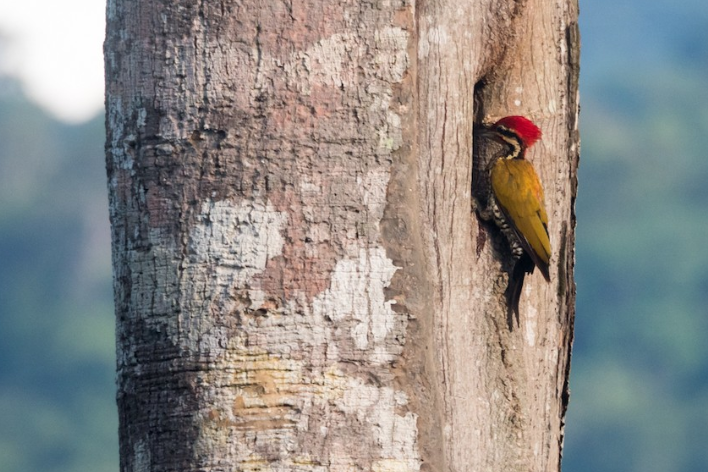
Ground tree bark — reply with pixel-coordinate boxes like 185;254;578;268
105;0;578;470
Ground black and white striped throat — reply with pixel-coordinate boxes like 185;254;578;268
495;126;523;159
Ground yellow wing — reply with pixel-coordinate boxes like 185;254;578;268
491;158;551;280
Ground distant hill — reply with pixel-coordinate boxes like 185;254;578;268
0;76;116;472
565;1;708;471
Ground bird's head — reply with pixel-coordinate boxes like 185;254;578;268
475;115;542;160
491;115;542;149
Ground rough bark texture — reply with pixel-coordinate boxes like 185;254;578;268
105;0;578;470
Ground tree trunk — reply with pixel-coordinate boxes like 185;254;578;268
105;0;578;470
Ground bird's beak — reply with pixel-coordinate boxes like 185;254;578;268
474;125;497;141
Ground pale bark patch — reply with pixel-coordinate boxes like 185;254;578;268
524;304;538;347
190;199;288;284
122;198;288;354
312;247;400;364
132;440;150;472
186;198;287;347
360;169;392;239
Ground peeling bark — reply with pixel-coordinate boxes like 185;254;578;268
105;0;578;470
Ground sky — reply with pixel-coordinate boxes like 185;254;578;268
0;0;105;123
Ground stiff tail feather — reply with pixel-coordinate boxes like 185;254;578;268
505;253;536;327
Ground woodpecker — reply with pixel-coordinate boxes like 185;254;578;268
474;115;551;317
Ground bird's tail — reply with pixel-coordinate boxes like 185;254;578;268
505;254;535;327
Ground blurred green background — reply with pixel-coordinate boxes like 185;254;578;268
1;0;708;470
